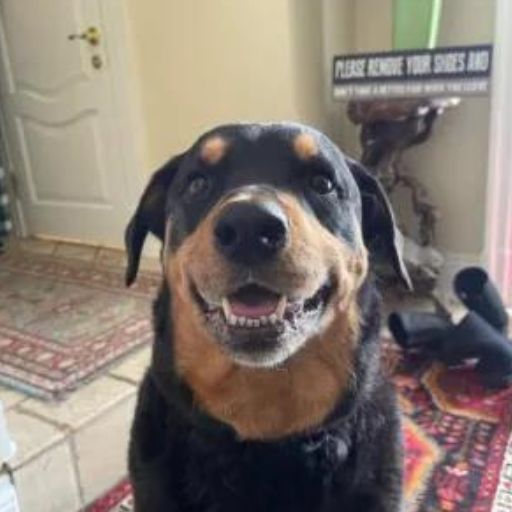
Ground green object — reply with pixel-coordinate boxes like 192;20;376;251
393;0;443;50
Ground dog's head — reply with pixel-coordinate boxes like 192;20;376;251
126;123;409;370
126;123;410;438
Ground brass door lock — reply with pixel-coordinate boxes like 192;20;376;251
91;55;103;70
68;26;100;46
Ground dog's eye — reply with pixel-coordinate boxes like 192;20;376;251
184;174;211;199
309;174;335;195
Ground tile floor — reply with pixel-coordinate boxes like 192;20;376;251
6;236;161;273
0;237;157;512
1;349;150;511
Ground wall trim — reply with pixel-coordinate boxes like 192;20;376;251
484;0;512;304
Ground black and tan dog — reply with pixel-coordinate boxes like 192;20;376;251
125;122;410;512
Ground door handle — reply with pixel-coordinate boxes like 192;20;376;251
68;26;100;46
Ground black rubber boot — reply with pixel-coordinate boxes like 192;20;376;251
454;267;509;334
388;312;452;352
440;311;512;388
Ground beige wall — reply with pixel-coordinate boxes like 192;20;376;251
353;0;393;52
321;0;395;156
323;0;495;258
127;0;495;259
126;0;326;171
403;0;495;256
322;0;358;154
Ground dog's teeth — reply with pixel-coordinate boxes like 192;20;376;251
275;296;287;319
222;298;231;321
225;315;273;328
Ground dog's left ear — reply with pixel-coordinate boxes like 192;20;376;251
347;158;412;290
125;154;184;286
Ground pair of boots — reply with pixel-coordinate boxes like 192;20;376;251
388;267;512;388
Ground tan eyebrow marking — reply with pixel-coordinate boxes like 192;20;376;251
293;133;319;160
200;135;229;165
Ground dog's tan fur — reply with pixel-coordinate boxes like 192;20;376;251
200;135;229;165
166;192;368;440
293;133;319;161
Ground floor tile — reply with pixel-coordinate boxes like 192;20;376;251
96;247;126;268
20;377;136;431
54;242;97;262
109;346;151;384
138;256;161;273
17;238;56;255
0;386;26;410
6;409;65;469
15;440;81;512
74;393;136;504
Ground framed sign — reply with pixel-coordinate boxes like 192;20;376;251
332;44;493;100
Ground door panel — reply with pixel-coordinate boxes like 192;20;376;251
16;114;108;204
2;0;85;94
0;0;134;245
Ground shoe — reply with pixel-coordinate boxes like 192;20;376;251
441;311;512;388
388;311;452;352
454;267;509;334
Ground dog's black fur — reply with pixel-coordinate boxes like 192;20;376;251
125;123;409;512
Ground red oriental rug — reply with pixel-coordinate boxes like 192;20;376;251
394;352;512;511
86;480;133;512
0;251;159;400
87;348;512;512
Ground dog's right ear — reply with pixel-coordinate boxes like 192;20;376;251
125;154;184;286
347;158;412;290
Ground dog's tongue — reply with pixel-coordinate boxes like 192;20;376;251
229;299;279;318
228;285;280;319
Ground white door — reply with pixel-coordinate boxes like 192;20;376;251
0;0;140;246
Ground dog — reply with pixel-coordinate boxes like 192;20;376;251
125;122;411;512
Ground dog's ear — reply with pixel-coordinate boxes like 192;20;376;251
125;154;184;286
347;158;412;290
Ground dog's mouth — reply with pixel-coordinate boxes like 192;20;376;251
222;282;332;327
191;278;335;367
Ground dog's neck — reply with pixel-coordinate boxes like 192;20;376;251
167;287;363;441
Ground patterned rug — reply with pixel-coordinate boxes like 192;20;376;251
0;250;159;400
86;480;133;512
87;348;512;512
395;353;512;511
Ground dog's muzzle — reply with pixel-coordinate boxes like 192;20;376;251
187;188;336;368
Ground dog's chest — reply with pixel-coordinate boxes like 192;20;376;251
178;432;352;512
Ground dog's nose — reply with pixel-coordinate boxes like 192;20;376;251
214;201;288;265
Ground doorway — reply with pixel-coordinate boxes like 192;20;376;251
0;0;144;247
